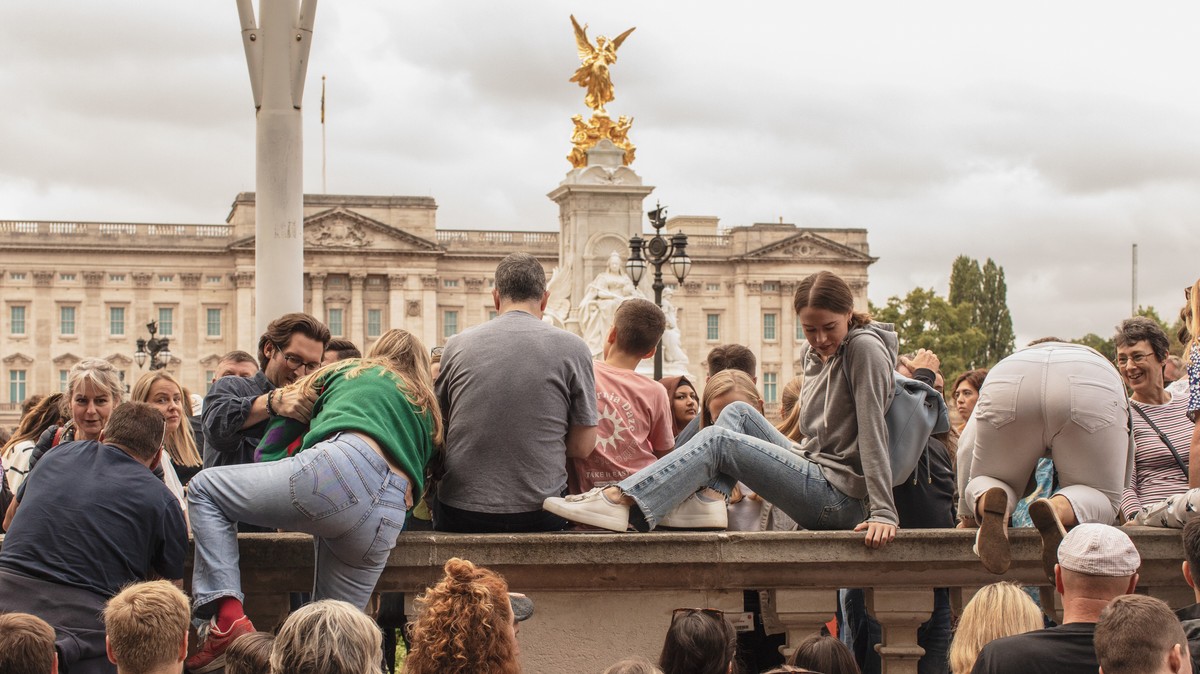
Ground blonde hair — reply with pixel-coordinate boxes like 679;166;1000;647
604;657;665;674
131;370;201;467
269;600;381;674
63;358;126;416
700;370;762;428
776;376;804;442
225;632;274;674
103;580;190;674
292;328;443;446
1186;278;1200;359
405;558;521;674
948;582;1043;674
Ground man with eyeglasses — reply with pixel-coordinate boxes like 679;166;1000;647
201;312;330;470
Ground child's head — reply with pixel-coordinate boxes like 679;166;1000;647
225;632;275;674
612;299;666;357
604;656;665;674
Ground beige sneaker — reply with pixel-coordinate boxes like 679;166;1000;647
543;488;631;532
658;493;728;530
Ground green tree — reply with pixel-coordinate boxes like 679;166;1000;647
1071;333;1117;362
978;259;1015;364
948;255;983;311
873;287;988;377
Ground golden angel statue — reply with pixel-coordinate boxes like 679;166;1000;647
569;15;635;115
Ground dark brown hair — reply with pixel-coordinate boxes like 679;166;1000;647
703;344;757;378
1183;519;1200;586
658;610;737;674
257;313;331;370
226;632;275;674
2;393;64;455
794;271;870;329
952;369;988;398
613;299;667;355
0;612;57;674
104;403;166;462
788;634;861;674
324;339;362;361
1113;316;1170;362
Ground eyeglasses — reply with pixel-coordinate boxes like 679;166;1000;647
1115;352;1155;367
273;344;321;372
671;608;724;624
430;346;444;357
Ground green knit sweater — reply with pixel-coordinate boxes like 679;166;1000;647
257;365;436;496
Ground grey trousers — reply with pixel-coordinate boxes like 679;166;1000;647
958;342;1132;524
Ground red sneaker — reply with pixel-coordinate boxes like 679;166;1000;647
186;615;255;673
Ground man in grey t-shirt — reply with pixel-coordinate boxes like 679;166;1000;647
433;252;598;532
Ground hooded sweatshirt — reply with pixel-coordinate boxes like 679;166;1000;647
797;322;899;526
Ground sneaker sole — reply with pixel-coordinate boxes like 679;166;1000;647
977;488;1011;574
659;509;728;530
1028;498;1066;583
543;499;629;533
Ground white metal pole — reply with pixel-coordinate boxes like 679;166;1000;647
241;0;317;335
1132;242;1138;315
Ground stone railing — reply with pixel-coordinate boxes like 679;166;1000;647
436;229;558;250
0;220;233;238
1;528;1188;673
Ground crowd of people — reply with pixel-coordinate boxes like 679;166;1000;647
0;251;1198;674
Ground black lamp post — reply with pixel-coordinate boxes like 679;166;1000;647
627;202;692;380
134;320;172;371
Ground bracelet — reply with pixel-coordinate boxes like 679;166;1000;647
266;390;278;417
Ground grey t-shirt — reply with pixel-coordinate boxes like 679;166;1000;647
436;310;597;513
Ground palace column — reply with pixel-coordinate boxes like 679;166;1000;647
180;273;202;385
349;272;366;348
782;281;797;377
387;273;407;332
420;274;439;347
235;271;255;352
309;272;326;323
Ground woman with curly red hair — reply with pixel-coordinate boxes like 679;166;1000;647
405;558;523;674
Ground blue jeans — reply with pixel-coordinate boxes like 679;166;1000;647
839;588;952;674
189;432;409;615
618;402;867;530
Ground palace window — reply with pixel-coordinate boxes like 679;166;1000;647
706;283;721;292
159;274;174;283
762;281;779;293
60;306;76;335
109;274;125;282
109;307;126;336
205;370;216;393
10;306;26;335
443;310;459;339
59;273;76;282
763;313;778;341
443;279;459;289
763;372;778;404
367;309;382;338
206;308;222;337
9;272;25;281
706;314;720;342
9;370;26;403
327;308;344;337
59;369;69;393
207;275;222;284
158;307;174;336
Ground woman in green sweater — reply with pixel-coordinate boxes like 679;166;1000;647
185;329;442;671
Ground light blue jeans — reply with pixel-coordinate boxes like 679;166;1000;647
189;432;409;615
618;401;867;531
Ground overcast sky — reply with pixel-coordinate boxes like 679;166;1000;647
3;1;1198;346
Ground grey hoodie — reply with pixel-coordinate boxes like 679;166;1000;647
798;323;899;526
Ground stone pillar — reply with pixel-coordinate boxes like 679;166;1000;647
868;588;933;674
767;589;838;661
387;273;407;332
31;271;55;387
350;272;366;348
309;272;326;323
546;140;654;334
782;281;797;376
180;273;202;386
235;271;256;353
421;275;439;347
732;279;749;347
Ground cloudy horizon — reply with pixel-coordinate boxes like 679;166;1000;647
3;1;1198;347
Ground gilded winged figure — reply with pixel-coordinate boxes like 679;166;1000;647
569;15;635;114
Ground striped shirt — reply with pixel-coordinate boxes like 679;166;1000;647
1121;390;1193;519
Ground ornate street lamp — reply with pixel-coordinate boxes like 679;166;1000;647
627;202;691;379
134;321;172;371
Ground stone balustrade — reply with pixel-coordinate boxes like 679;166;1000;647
1;527;1189;673
0;220;232;239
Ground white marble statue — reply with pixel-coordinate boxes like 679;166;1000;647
660;286;689;365
578;251;640;356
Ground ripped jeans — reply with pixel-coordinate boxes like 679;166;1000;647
189;432;409;615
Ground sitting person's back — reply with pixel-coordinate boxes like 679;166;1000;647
570;298;673;494
433;253;597;532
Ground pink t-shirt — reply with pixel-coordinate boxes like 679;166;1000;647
568;361;675;494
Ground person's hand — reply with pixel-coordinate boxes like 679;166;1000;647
274;387;316;424
854;521;897;549
902;349;940;374
956;517;978;529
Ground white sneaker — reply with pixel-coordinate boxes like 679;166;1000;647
543;488;631;532
658;493;728;530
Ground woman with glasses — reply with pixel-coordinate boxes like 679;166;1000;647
1113;317;1191;521
185;328;441;672
659;608;738;674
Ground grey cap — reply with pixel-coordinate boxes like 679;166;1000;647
1057;523;1140;577
509;593;534;622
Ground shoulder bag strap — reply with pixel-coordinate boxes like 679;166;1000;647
1131;401;1189;479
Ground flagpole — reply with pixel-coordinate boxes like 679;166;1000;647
321;75;327;194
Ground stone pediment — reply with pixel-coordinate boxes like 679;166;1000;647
105;353;134;368
199;353;223;367
228;208;440;254
53;352;83;366
738;231;877;263
2;352;34;366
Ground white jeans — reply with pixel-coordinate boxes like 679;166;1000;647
958;343;1132;524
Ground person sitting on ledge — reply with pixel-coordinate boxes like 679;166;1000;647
970;523;1140;674
545;270;899;548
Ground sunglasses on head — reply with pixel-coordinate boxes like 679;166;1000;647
671;607;724;624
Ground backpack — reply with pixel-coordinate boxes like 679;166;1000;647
841;347;951;487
